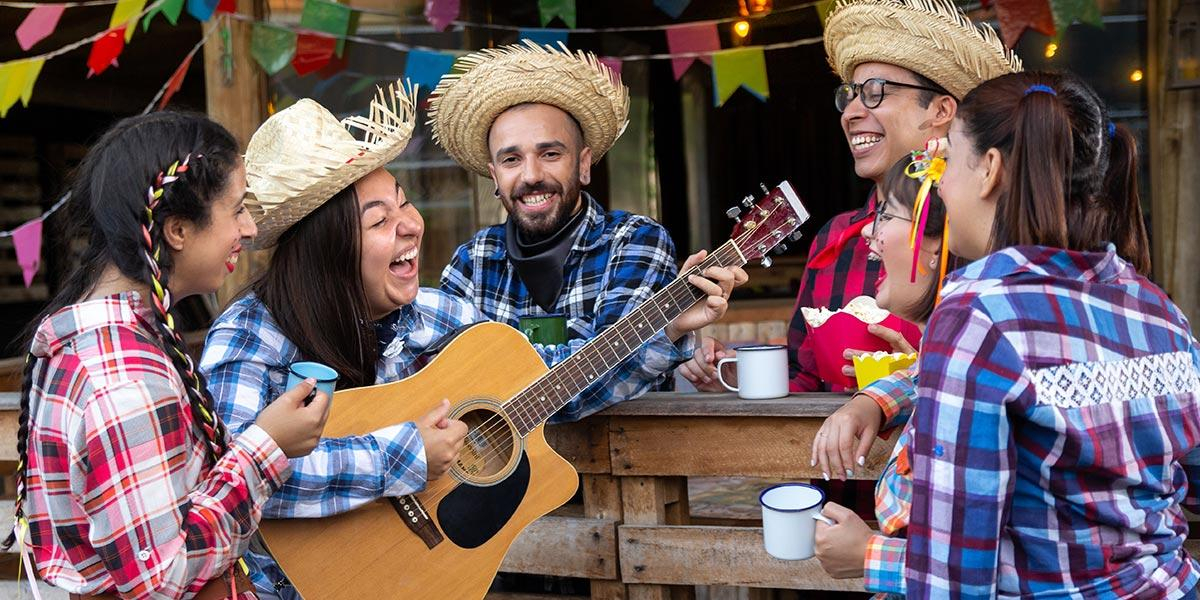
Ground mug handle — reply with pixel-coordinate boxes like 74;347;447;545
716;357;738;392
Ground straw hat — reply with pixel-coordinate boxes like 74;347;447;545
243;80;416;249
824;0;1022;99
427;41;630;177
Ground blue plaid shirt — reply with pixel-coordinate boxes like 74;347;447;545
441;195;693;422
908;245;1200;599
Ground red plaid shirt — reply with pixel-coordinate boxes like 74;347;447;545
23;292;291;599
787;193;881;392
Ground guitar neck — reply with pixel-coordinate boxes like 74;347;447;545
507;240;747;435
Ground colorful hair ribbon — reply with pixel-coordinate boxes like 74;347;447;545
903;137;947;284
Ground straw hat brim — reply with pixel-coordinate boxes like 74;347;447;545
824;0;1022;99
243;81;417;249
428;41;630;177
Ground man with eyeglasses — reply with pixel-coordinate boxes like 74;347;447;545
681;0;1022;396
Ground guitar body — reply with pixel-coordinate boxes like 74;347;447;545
259;322;579;599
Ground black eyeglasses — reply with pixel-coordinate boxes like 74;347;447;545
870;208;913;233
835;78;947;112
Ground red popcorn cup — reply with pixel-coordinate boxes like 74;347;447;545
807;313;921;389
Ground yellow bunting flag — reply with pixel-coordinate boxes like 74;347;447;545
110;0;149;41
711;47;769;107
0;59;45;118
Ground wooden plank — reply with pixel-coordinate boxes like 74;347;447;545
583;475;626;600
619;525;863;591
621;477;692;600
486;594;586;600
611;416;894;479
500;516;617;580
546;418;612;474
600;393;851;418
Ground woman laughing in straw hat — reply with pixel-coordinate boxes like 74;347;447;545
199;80;741;599
9;112;330;600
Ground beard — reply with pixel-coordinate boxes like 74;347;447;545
503;174;583;243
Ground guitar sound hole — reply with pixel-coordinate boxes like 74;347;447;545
453;404;520;486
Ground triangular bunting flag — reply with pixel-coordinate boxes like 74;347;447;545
142;0;185;30
404;49;456;90
654;0;691;18
187;0;219;22
292;32;336;76
0;61;39;117
18;59;44;107
251;23;297;75
216;0;236;13
518;28;568;47
424;0;459;31
993;0;1056;48
666;23;719;81
301;0;351;56
16;4;65;51
12;218;43;288
712;46;768;106
158;53;192;109
538;0;576;28
110;0;148;41
86;27;126;77
1050;0;1103;34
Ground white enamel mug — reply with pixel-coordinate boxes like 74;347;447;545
759;483;833;560
716;344;789;399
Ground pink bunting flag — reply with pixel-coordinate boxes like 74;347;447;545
424;0;460;32
158;52;193;110
12;218;42;288
666;23;719;81
598;57;623;83
16;4;66;52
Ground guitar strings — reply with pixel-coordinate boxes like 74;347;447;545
416;204;800;507
415;201;800;506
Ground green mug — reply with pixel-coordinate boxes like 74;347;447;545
519;313;568;346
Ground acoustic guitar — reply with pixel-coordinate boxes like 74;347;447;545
258;181;810;599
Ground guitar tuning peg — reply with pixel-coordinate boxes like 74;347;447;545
725;206;742;219
788;231;803;242
760;256;773;268
759;183;770;194
742;195;754;207
773;243;788;255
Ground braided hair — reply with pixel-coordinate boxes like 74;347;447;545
6;112;240;549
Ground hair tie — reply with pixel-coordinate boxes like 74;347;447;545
1107;121;1117;139
1024;84;1057;97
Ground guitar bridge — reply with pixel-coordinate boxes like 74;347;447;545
389;494;443;549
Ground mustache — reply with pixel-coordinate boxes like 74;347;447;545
511;181;563;199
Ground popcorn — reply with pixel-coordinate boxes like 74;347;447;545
801;296;890;328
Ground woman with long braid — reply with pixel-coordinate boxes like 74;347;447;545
10;111;330;599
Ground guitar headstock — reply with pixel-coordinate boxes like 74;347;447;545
728;181;811;266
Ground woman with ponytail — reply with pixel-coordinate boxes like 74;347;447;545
14;112;330;599
903;71;1199;598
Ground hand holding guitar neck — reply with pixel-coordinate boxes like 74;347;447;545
418;399;468;481
664;250;750;342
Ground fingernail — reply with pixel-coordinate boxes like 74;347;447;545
810;458;816;467
857;456;865;466
305;377;316;384
822;472;829;481
846;469;854;477
868;324;878;331
843;350;851;359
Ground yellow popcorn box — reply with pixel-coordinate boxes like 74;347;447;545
853;351;918;389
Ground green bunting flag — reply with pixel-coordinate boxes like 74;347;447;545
712;47;769;107
251;23;297;75
538;0;576;28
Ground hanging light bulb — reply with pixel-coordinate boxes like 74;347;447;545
1044;43;1058;58
1130;68;1144;82
734;20;751;38
737;0;773;16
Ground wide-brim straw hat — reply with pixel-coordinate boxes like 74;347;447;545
824;0;1022;99
243;80;416;249
427;41;630;177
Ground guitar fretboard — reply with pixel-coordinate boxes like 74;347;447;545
506;240;746;436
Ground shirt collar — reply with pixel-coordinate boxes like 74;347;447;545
946;243;1128;290
32;291;154;358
